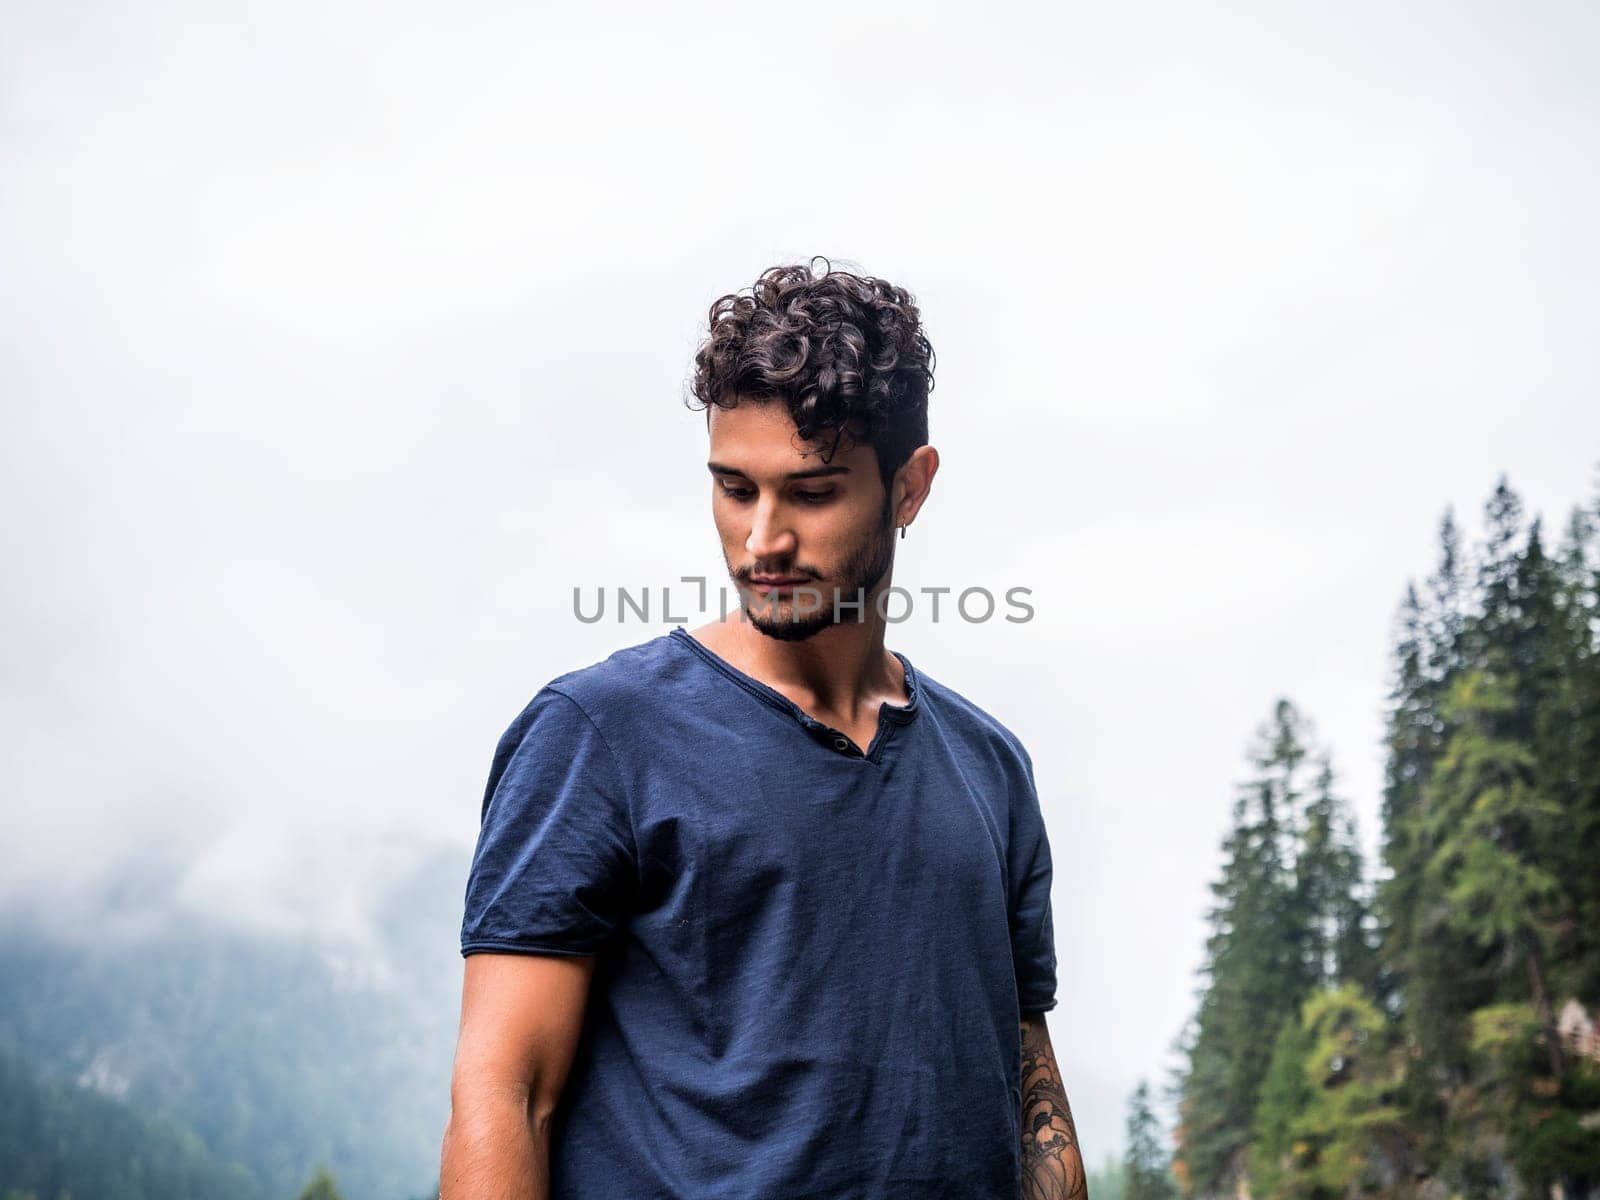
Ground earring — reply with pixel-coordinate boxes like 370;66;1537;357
899;524;907;540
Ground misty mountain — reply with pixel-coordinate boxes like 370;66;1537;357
0;838;470;1200
0;1039;267;1200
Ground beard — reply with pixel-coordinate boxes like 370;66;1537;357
733;496;897;643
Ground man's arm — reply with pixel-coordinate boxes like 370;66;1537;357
1020;1011;1088;1200
440;952;596;1200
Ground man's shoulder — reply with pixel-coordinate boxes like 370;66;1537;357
535;629;690;716
913;660;1034;770
501;629;718;759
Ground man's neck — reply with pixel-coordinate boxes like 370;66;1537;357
688;611;906;714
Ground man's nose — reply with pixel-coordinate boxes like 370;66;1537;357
746;498;798;561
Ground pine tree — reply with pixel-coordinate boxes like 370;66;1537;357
1464;476;1525;674
1173;467;1600;1199
1425;506;1466;683
1293;754;1377;997
1374;581;1432;1023
1175;701;1318;1196
1377;513;1464;1014
1248;1013;1317;1199
1377;502;1500;1183
1423;667;1565;1073
295;1166;344;1200
1291;986;1405;1197
1123;1080;1178;1200
1538;493;1600;1001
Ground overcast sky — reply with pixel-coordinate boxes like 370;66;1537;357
4;0;1599;1163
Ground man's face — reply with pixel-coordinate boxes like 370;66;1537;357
706;399;897;642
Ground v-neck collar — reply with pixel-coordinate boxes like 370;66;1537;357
668;625;920;761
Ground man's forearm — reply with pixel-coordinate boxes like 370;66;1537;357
1019;1014;1088;1200
440;1091;551;1200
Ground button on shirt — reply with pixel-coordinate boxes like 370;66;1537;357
460;626;1059;1199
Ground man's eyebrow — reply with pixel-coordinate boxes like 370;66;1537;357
706;462;853;481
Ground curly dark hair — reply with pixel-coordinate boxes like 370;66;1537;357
686;257;935;491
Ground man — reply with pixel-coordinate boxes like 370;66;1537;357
440;260;1087;1199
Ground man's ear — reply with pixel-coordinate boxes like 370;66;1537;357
895;445;940;527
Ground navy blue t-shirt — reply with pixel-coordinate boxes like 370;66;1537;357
460;626;1058;1199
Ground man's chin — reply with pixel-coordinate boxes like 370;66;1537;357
734;577;878;641
744;609;831;642
740;597;839;642
754;621;825;643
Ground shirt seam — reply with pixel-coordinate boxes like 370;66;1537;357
668;627;922;748
544;684;643;889
667;626;803;721
461;937;602;957
670;629;883;762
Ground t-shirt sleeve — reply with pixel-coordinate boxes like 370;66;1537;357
460;686;638;958
1008;743;1059;1014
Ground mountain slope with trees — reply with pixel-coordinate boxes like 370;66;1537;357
0;844;465;1200
1165;471;1600;1200
0;1038;267;1200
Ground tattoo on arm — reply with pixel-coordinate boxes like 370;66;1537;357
1019;1014;1087;1200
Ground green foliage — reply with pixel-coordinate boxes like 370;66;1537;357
1243;987;1403;1199
1176;468;1600;1199
1088;1153;1128;1200
1289;986;1405;1197
295;1165;344;1200
1176;701;1375;1196
1248;1014;1315;1198
0;1039;266;1200
1175;701;1314;1193
0;843;465;1200
1422;670;1562;954
1461;1002;1600;1193
1466;1002;1542;1069
1296;756;1379;997
1513;1109;1600;1189
1123;1080;1178;1200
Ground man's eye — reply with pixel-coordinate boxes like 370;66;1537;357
718;486;835;504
